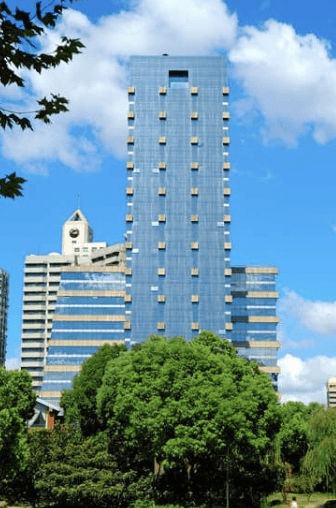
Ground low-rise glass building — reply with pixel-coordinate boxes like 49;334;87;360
230;267;280;390
39;265;126;406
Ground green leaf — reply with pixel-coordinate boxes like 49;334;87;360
0;172;27;198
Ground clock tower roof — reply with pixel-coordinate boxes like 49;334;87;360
62;209;93;255
65;209;89;224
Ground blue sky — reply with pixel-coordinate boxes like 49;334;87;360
2;0;336;403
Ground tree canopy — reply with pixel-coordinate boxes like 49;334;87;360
302;407;336;493
0;368;36;480
277;401;323;472
33;428;147;508
0;1;84;198
61;343;127;437
96;332;282;507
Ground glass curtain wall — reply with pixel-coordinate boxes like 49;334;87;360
126;56;231;343
230;267;280;390
39;266;125;407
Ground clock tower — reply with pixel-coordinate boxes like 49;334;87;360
62;209;93;255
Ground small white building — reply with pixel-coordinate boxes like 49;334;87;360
327;376;336;408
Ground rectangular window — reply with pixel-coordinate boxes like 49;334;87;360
169;70;189;88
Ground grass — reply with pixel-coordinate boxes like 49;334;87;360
3;493;336;508
267;491;336;508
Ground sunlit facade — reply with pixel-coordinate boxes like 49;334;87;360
125;55;232;343
327;376;336;408
20;209;125;391
230;267;280;390
26;57;281;412
39;265;126;406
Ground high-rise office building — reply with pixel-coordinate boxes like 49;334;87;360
0;268;9;366
20;209;125;391
230;267;280;390
125;55;232;343
24;56;280;410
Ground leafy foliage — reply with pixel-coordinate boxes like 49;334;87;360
0;1;84;198
0;368;36;422
277;401;323;472
97;332;282;507
0;368;36;483
293;472;318;500
0;1;84;128
33;427;151;508
61;343;127;436
302;408;336;493
0;172;26;198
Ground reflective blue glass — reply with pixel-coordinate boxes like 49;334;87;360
231;269;279;388
53;321;123;330
40;268;126;406
127;56;230;342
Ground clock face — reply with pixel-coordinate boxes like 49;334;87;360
69;228;80;238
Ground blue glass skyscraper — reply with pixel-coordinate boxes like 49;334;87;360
34;57;280;416
125;56;232;343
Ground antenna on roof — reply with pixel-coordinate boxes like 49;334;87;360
77;193;81;210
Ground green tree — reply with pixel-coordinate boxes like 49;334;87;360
0;1;84;198
0;368;36;483
61;343;127;436
97;332;282;508
33;427;150;508
277;401;323;472
302;407;336;493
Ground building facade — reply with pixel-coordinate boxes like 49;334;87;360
20;209;125;391
23;56;281;407
39;265;126;406
0;268;9;366
230;267;280;390
327;376;336;408
125;55;232;343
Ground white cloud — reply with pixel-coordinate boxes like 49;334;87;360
0;0;237;171
279;353;336;405
229;19;336;145
4;1;336;169
281;290;336;336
